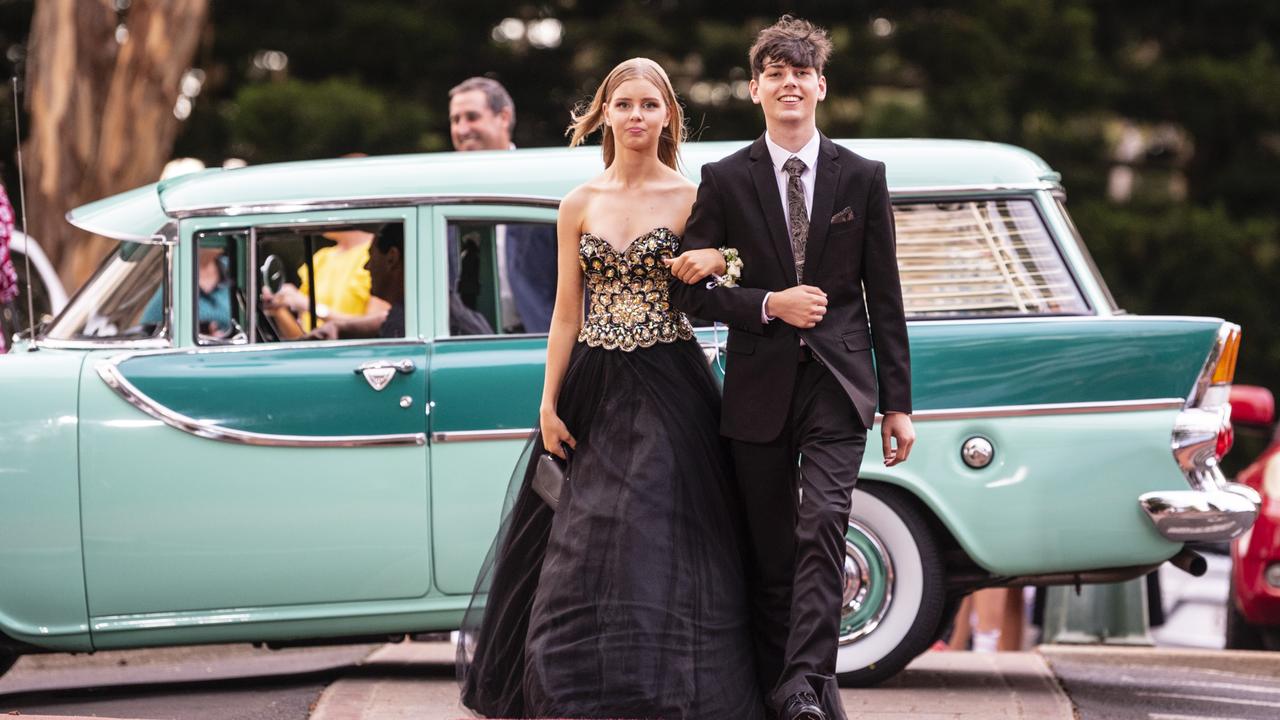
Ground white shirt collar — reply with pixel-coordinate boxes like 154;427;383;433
764;130;821;175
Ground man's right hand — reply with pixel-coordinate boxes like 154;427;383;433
766;285;828;328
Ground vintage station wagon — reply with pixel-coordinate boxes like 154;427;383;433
0;140;1260;685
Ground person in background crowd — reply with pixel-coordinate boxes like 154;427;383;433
449;77;557;334
304;224;404;340
262;225;389;337
0;185;22;353
141;239;233;338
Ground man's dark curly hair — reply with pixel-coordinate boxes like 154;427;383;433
748;15;833;79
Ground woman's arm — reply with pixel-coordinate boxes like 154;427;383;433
538;188;588;458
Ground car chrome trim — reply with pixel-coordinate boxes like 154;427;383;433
1170;407;1225;477
891;398;1184;422
37;338;174;351
899;314;1224;327
247;226;258;342
431;429;537;443
431;399;1186;443
162;185;1065;224
95;345;428;447
889;181;1063;197
165;194;563;219
839;518;895;645
1138;482;1261;542
423;300;1232;342
1187;323;1239;409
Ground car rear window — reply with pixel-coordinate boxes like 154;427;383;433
894;198;1088;318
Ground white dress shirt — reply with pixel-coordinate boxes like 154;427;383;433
761;130;821;323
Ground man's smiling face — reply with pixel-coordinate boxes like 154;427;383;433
750;58;826;128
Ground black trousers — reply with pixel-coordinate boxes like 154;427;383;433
731;357;867;719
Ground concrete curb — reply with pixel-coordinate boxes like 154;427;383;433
309;643;1075;719
852;650;1075;719
1040;643;1280;679
309;641;466;720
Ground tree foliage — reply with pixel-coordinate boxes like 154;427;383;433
0;0;1276;399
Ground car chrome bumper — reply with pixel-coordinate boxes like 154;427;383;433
1139;483;1261;542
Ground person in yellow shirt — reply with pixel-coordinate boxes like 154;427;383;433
262;226;391;337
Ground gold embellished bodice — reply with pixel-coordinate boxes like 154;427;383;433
578;227;695;351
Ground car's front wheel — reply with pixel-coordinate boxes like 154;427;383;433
836;483;945;687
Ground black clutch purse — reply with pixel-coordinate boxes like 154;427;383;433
533;450;568;511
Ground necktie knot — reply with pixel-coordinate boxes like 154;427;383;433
783;156;806;178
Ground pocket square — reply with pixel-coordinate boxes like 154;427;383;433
831;207;855;224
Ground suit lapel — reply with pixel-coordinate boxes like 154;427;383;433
748;135;797;282
802;133;842;285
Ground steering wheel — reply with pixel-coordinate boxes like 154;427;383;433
256;254;290;341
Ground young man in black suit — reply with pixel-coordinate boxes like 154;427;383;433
668;16;915;720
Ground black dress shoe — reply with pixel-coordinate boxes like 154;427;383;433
782;691;826;720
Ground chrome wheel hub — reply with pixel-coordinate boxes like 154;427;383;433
839;518;895;645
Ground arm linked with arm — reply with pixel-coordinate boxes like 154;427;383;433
863;162;912;414
668;165;768;334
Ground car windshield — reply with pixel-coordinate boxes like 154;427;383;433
44;241;168;341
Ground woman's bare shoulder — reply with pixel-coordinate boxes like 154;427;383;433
559;181;599;218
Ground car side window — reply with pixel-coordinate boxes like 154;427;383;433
446;220;557;336
192;231;248;344
45;241;169;341
196;221;406;345
894;199;1089;318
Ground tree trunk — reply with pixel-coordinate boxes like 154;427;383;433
23;0;208;290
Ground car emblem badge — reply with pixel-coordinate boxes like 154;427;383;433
361;367;397;392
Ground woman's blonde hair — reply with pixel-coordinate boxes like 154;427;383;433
567;57;685;171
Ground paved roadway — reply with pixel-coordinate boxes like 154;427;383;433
0;643;377;719
4;641;1280;719
1042;646;1280;720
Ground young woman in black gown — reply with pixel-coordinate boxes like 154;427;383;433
458;58;768;720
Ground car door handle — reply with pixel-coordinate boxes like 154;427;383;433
354;359;416;391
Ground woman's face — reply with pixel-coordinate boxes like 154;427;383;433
197;247;224;268
605;77;669;156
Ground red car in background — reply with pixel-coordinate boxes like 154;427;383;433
1227;384;1280;649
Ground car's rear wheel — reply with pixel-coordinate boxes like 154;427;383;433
836;484;945;687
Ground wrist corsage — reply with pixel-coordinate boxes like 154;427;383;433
705;247;743;289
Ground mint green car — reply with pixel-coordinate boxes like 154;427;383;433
0;140;1258;685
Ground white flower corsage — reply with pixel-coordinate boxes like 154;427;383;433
705;247;743;289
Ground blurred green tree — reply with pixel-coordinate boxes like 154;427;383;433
0;0;1276;400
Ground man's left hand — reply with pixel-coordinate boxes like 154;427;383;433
882;412;915;466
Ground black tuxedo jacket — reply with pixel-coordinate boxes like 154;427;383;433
671;133;912;442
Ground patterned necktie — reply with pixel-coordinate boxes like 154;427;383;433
782;156;808;282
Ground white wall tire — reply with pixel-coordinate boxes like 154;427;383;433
836;483;945;687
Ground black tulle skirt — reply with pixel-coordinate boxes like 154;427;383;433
458;338;768;720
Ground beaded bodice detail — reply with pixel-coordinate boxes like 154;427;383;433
578;227;695;351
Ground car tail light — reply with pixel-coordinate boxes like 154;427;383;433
1212;327;1241;384
1188;325;1240;412
1172;323;1242;490
1216;421;1234;460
